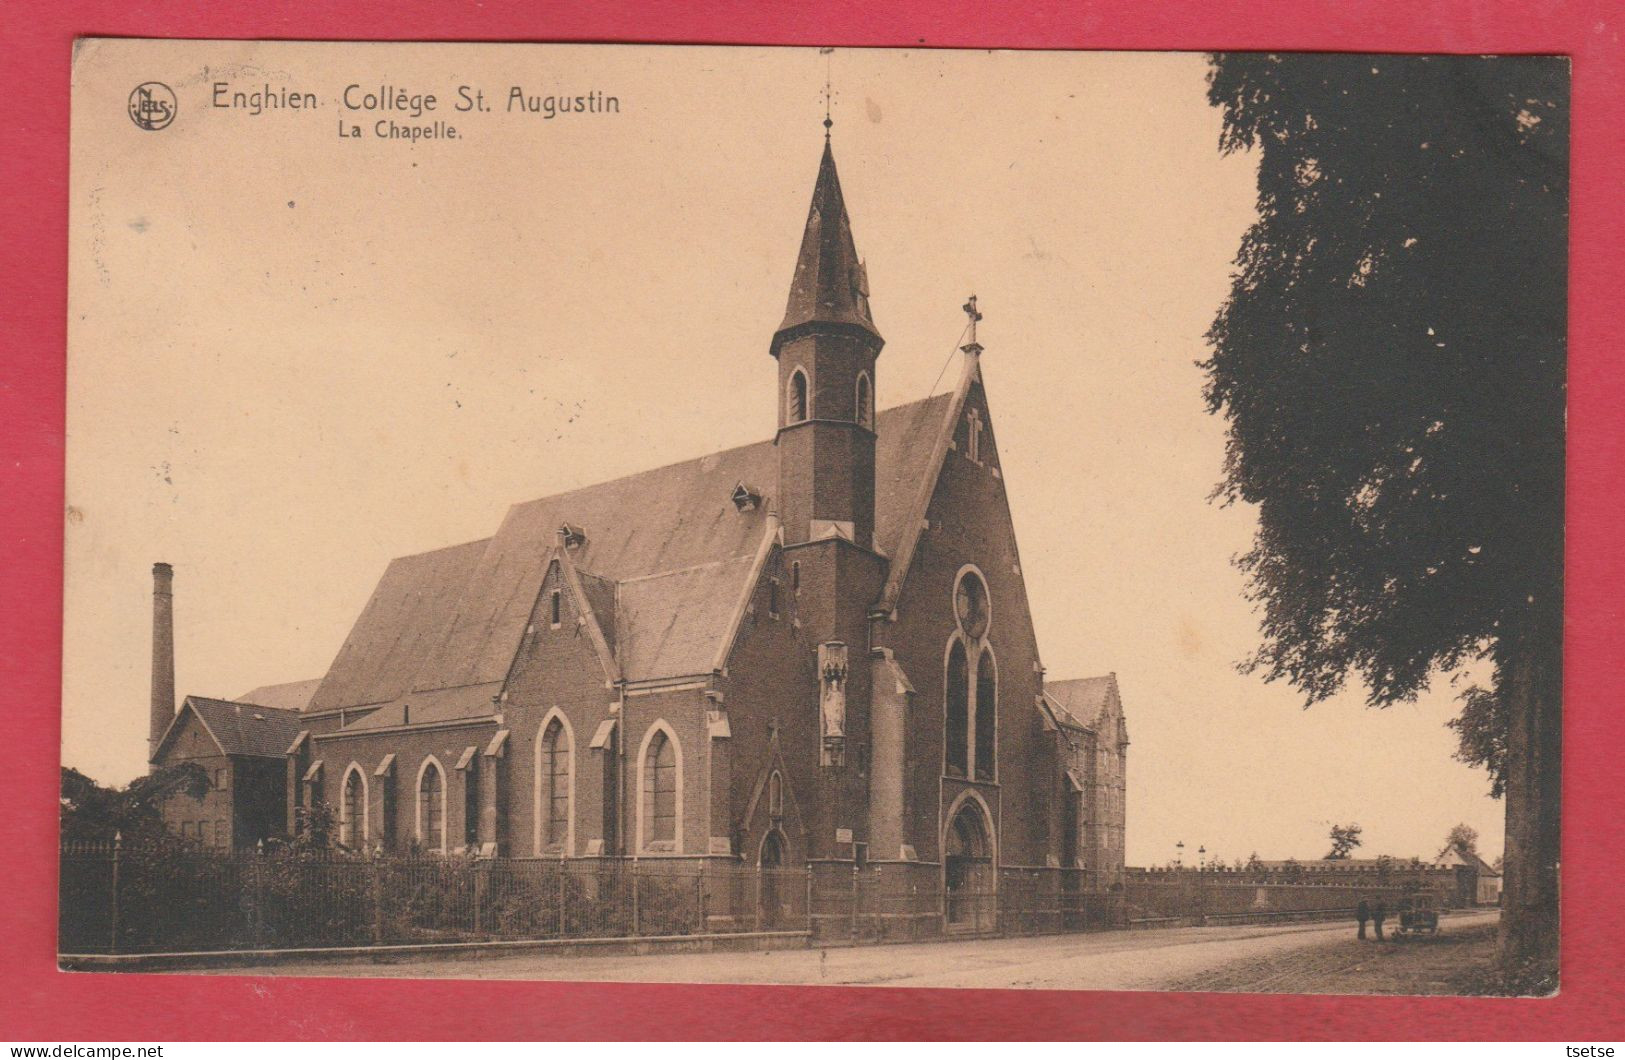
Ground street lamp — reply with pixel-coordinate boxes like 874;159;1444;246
1175;840;1184;869
1198;845;1207;870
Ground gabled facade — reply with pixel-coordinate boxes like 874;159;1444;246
147;133;1129;920
1435;845;1503;905
150;695;303;848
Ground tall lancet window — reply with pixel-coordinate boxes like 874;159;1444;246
643;728;677;850
947;567;993;781
788;368;809;424
341;766;365;848
945;641;969;777
856;372;874;430
540;717;571;853
974;649;997;781
418;760;445;853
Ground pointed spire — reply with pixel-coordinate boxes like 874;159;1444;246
773;141;883;353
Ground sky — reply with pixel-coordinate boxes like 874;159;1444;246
64;42;1506;867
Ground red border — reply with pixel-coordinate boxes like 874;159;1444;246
4;0;1622;1041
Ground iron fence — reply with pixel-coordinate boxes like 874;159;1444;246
64;840;1404;957
58;840;812;955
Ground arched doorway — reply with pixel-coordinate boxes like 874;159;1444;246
944;798;994;932
759;829;787;929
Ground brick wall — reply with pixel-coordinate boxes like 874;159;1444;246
502;559;622;856
154;711;234;848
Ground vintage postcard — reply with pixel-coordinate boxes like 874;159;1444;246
60;40;1566;996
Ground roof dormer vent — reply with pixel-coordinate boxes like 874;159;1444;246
557;523;587;549
731;483;762;512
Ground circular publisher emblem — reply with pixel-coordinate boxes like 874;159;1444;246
128;82;177;131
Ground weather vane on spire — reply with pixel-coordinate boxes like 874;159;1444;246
962;294;984;353
821;47;835;139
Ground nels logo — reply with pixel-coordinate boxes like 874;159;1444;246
128;82;177;131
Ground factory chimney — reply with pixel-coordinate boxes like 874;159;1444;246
149;562;176;765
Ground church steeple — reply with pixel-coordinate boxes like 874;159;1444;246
771;136;884;551
772;141;883;356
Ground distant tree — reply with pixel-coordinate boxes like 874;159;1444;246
1445;823;1480;857
1204;53;1565;979
1325;823;1364;860
1245;852;1263;872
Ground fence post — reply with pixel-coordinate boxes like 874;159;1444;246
696;866;707;935
371;853;384;945
108;832;121;955
557;867;566;936
252;842;267;947
805;869;814;937
631;865;640;937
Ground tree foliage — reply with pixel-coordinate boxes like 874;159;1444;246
1446;684;1510;797
1203;54;1566;710
1445;822;1480;857
60;764;210;842
1325;822;1364;860
1205;54;1566;976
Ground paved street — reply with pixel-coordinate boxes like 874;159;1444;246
220;909;1500;991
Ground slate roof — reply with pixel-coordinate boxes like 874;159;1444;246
306;394;956;719
236;678;321;713
1436;847;1502;876
181;696;305;758
775;141;882;349
1044;675;1120;731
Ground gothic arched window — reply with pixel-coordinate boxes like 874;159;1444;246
945;641;969;777
540;717;571;852
974;649;997;781
418;759;445;853
856;371;874;430
341;765;365;848
643;728;678;850
788;368;809;424
768;770;784;819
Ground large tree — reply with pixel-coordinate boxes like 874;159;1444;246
1204;54;1565;986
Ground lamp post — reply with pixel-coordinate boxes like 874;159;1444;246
1198;845;1207;870
1175;840;1184;869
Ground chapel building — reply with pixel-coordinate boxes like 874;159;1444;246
149;135;1130;913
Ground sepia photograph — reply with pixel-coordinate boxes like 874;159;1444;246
59;40;1566;1000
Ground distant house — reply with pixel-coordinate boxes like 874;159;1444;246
1435;846;1502;905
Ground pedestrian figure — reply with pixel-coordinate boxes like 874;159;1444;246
1372;897;1387;941
1356;897;1370;940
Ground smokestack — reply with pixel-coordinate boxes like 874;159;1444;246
149;562;175;765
